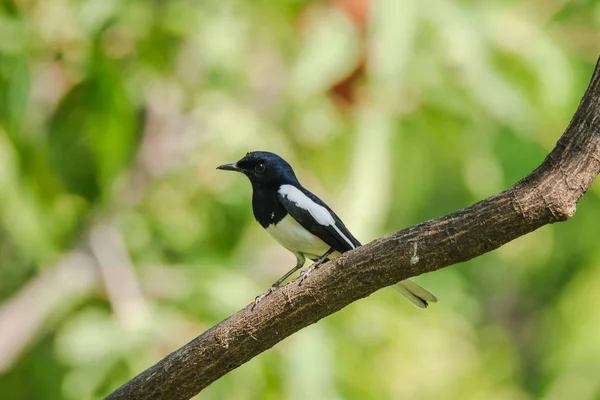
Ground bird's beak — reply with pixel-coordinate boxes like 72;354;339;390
216;162;240;172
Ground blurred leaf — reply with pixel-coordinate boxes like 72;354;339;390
49;40;140;203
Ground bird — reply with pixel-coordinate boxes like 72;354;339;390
217;151;438;308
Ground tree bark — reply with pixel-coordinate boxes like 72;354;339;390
106;58;600;400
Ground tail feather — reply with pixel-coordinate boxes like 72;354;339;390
392;279;438;309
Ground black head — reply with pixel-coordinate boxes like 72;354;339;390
217;151;298;186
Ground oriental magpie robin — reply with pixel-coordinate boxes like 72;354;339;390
218;151;437;308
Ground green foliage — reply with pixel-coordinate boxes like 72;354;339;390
0;0;599;399
49;43;140;202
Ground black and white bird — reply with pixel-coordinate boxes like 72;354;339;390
217;151;437;308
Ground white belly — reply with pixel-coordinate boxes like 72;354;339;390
266;215;335;259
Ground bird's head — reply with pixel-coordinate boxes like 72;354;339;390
217;151;298;186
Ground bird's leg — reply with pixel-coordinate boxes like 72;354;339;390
300;248;335;284
254;254;305;306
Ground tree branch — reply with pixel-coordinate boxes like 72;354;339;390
107;58;600;400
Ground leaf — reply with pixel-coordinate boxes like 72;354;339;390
48;39;141;203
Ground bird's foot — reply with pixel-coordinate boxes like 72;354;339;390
254;285;278;307
299;257;327;284
299;266;314;284
300;258;327;283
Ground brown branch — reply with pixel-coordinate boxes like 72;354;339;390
106;58;600;400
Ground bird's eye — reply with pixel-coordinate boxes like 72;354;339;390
255;163;265;172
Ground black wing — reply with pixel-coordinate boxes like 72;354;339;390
277;186;361;254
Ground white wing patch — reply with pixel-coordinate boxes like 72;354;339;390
278;184;356;250
279;185;334;225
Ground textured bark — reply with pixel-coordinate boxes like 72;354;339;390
106;59;600;400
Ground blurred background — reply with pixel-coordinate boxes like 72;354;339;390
0;0;600;399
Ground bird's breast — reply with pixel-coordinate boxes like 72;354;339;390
252;187;286;228
266;215;330;259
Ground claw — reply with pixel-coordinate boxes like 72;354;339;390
299;252;331;284
299;267;313;284
254;286;277;306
